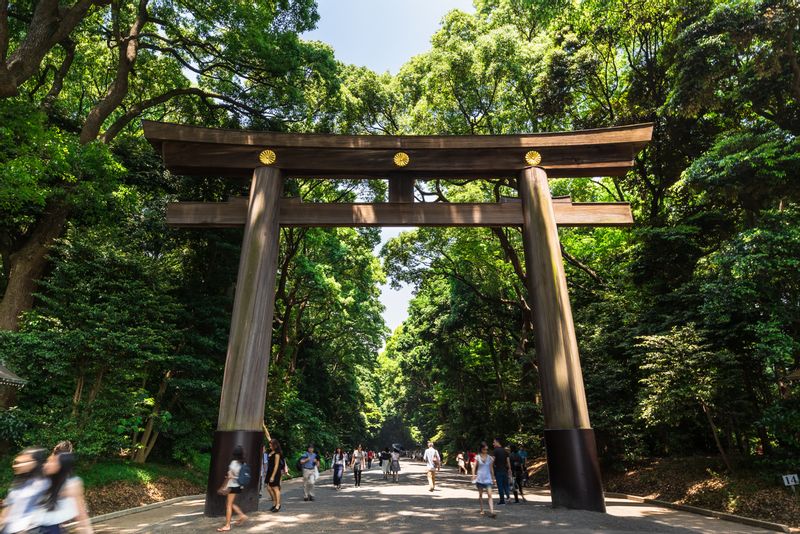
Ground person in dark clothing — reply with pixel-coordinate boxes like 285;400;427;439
492;438;511;505
509;444;526;503
266;439;283;512
379;448;391;480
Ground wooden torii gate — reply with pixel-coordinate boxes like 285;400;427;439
143;120;653;516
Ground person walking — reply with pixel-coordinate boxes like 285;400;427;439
299;444;320;502
390;448;401;482
380;448;391;480
422;441;441;492
265;439;283;512
332;447;346;489
518;445;529;484
509;443;526;503
350;445;366;487
456;451;466;475
216;445;248;532
472;442;497;518
367;450;374;469
38;451;93;533
491;438;511;505
0;447;49;533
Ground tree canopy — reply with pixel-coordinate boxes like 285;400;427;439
0;0;798;474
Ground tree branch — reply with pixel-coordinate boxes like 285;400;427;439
42;39;75;110
0;0;105;98
100;86;271;142
560;244;605;287
80;0;149;143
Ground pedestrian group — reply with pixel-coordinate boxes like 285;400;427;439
1;431;529;532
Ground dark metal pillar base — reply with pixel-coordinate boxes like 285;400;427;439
205;430;263;517
544;428;606;512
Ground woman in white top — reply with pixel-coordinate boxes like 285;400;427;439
350;445;366;487
38;451;92;534
389;449;401;482
457;452;466;474
0;447;49;534
217;446;248;532
332;447;346;489
471;442;497;518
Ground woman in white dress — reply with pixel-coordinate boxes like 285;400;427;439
471;442;497;518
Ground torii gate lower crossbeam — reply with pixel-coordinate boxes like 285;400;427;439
143;120;654;517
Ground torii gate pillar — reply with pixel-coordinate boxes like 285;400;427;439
519;166;605;512
204;166;283;516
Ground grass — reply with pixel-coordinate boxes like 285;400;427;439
77;459;206;489
0;454;207;498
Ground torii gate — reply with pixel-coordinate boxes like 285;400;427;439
143;120;653;516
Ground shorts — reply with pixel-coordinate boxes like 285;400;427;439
229;486;242;494
475;482;492;490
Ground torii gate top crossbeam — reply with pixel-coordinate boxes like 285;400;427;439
143;121;653;179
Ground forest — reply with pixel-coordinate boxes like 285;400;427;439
0;0;798;505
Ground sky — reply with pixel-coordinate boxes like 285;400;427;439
303;1;476;336
304;0;475;74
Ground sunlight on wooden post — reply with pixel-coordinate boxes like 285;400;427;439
519;166;605;512
205;166;282;516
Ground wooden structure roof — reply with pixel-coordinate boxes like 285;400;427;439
0;363;24;388
143;121;653;178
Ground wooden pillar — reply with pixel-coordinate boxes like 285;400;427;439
205;166;283;516
519;166;605;512
388;175;415;202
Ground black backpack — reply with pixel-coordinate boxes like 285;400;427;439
237;462;252;486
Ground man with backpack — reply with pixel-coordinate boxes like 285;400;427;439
298;444;320;502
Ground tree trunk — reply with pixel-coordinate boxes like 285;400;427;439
71;373;85;418
132;370;172;463
0;201;69;330
700;401;733;472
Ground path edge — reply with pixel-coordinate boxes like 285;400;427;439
88;471;315;525
603;491;793;533
89;493;205;524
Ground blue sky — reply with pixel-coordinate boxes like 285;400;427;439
304;0;475;74
303;1;476;336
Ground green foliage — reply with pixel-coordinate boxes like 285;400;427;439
1;0;799;488
638;325;733;426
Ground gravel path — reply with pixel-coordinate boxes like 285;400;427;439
93;461;774;533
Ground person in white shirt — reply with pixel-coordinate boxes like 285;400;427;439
422;441;441;492
332;447;346;489
390;449;401;482
39;450;93;534
0;448;49;534
217;446;247;532
350;445;366;488
471;441;497;518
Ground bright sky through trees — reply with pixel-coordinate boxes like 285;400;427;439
304;0;476;334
